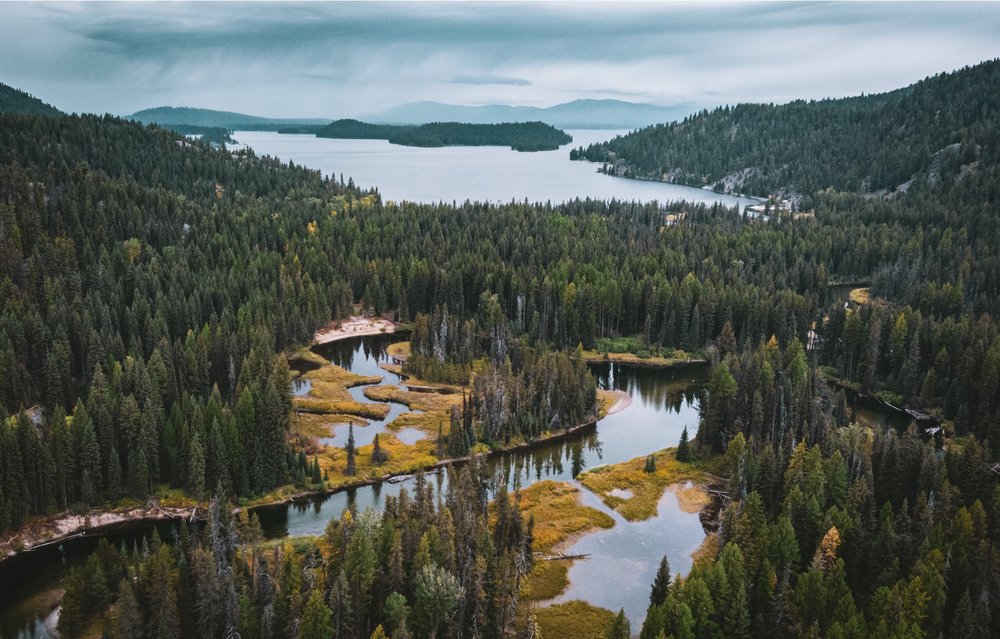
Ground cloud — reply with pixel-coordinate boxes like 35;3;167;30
0;2;998;118
449;74;531;87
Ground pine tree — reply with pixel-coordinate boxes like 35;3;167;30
300;589;334;639
57;568;88;637
447;406;468;458
345;424;357;476
649;556;672;607
115;577;143;639
311;456;323;483
436;420;446;457
644;454;657;473
606;609;630;639
385;591;411;639
372;433;389;465
188;436;206;499
676;426;691;462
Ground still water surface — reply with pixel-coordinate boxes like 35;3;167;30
231;130;758;208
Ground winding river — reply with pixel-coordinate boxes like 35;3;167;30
1;336;708;637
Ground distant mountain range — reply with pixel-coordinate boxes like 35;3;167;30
0;82;62;116
362;99;689;129
126;99;687;132
129;106;332;130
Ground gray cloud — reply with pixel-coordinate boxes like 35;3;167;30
449;74;531;86
0;2;998;118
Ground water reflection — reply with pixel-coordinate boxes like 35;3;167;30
551;484;706;630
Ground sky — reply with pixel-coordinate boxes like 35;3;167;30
2;1;1000;118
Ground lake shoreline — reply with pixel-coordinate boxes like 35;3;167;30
313;316;396;344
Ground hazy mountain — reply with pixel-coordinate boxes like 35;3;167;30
0;82;62;116
129;106;332;129
363;99;689;129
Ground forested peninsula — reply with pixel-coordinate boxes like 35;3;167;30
1;55;1000;639
572;59;1000;203
305;119;573;151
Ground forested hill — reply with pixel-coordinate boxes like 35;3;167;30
129;105;331;130
0;82;62;116
313;119;573;151
572;59;1000;200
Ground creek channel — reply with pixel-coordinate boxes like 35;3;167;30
1;335;709;637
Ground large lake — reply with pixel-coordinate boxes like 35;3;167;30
231;130;758;208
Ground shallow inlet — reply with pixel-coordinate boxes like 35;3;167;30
547;482;706;630
261;336;707;539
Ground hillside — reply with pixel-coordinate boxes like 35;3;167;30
129;105;331;129
364;99;688;129
573;60;1000;199
0;82;61;116
312;119;573;151
311;118;408;139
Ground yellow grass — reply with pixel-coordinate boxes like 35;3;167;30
513;481;614;604
516;480;615;553
387;341;410;361
579;448;712;521
849;287;871;304
671;483;712;513
596;389;621;418
299;422;441;488
581;350;705;368
292;365;389;419
523;560;572;601
288;347;329;369
363;383;463;439
295;399;389;420
533;600;616;639
288;367;457;489
294;412;368;439
692;532;721;569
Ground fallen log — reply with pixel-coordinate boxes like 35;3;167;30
534;552;590;561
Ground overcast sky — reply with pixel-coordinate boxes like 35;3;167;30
2;1;1000;118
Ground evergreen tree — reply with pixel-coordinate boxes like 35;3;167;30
372;433;388;465
649;556;672;607
346;424;357;476
676;426;691;462
605;609;630;639
300;589;334;639
644;454;657;473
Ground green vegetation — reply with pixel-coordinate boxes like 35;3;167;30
573;59;1000;200
53;464;536;639
312;118;408;139
313;119;573;151
0;81;61;116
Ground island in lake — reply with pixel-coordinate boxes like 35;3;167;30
289;119;573;151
